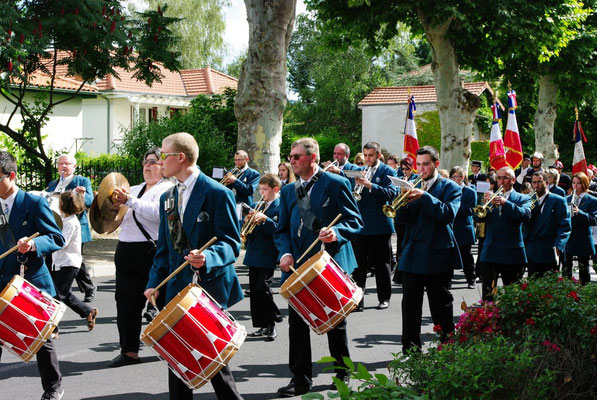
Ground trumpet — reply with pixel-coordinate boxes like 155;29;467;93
352;166;372;201
473;187;505;218
323;160;339;171
529;191;538;209
220;167;242;185
382;177;424;218
240;199;267;243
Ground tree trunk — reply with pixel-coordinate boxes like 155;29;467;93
533;74;559;166
234;0;296;173
420;13;480;171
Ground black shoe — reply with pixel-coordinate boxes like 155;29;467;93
250;327;267;337
377;301;389;310
331;373;351;390
41;389;64;400
83;285;96;303
244;288;251;297
467;282;476;289
355;299;364;312
265;325;277;342
143;308;158;323
277;381;310;398
107;353;141;368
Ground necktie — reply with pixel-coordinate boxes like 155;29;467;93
177;182;186;220
1;201;9;220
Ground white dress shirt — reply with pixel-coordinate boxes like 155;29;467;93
0;187;18;219
53;215;82;270
119;179;174;242
179;167;200;218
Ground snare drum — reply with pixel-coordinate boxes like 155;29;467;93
280;250;363;335
0;275;66;362
141;284;246;389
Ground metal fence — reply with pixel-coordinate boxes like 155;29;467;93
17;159;144;192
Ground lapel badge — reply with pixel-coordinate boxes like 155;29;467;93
376;177;381;183
273;215;278;222
164;197;175;212
198;211;210;222
22;220;28;226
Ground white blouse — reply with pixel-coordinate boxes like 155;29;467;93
53;215;82;270
119;179;174;242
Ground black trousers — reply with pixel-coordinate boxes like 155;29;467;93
53;266;92;318
248;267;281;328
0;338;61;392
288;307;349;387
480;263;524;301
562;254;591;285
168;364;242;399
401;271;454;353
352;233;393;302
76;242;95;294
527;262;558;278
459;245;475;284
114;241;156;353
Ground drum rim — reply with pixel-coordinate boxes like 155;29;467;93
279;250;330;298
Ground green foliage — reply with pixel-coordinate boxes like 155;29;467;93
391;337;556;400
74;152;141;190
120;89;237;175
415;111;441;151
144;0;228;69
470;142;490;170
225;52;246;79
386;274;597;399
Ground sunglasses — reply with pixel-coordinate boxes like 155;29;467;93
288;154;306;161
160;152;179;160
142;159;161;166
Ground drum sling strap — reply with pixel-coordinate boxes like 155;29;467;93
164;187;191;254
131;183;156;248
294;169;323;234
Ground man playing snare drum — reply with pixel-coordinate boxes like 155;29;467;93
144;132;243;400
0;150;65;400
274;137;363;397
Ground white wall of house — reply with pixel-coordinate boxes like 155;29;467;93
81;97;109;155
361;102;436;156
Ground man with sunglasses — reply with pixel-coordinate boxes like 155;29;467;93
145;133;243;399
45;154;95;302
274;137;363;397
477;166;531;300
0;150;65;400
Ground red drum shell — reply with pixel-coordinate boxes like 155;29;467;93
280;250;363;335
140;284;246;389
0;275;65;362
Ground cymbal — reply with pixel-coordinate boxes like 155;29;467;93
97;172;130;209
89;196;127;234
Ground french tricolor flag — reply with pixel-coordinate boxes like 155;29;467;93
572;119;588;175
504;90;523;169
402;95;420;170
489;102;508;171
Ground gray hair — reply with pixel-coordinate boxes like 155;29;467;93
498;166;515;179
57;154;77;165
292;138;320;164
335;143;350;156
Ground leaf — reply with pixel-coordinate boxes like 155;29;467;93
301;393;325;400
375;373;389;386
342;356;355;372
355;363;372;380
317;356;338;364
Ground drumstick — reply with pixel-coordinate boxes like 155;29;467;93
294;213;343;267
150;236;217;307
0;232;40;260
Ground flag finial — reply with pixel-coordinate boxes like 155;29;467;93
575;104;579;121
508;81;512;91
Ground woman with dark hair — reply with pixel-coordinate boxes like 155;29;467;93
399;157;419;182
563;172;597;285
107;147;174;367
278;161;296;186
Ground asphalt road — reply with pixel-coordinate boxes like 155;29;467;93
2;245;593;400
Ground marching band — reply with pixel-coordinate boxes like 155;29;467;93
0;137;596;400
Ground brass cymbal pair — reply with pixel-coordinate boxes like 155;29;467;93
89;173;131;234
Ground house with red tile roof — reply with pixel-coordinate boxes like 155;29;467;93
0;59;237;155
358;82;492;157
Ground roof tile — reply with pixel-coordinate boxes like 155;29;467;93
358;82;491;106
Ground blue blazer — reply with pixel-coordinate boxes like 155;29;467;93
146;172;243;309
243;197;280;269
46;175;93;243
454;185;476;246
0;191;64;296
341;161;360;171
479;191;531;264
565;193;597;257
525;193;570;264
356;163;397;236
274;171;363;284
550;185;566;198
396;177;462;274
229;167;260;206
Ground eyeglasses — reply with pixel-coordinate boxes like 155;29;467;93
496;176;512;180
160;152;179;160
400;167;410;171
288;154;306;161
0;175;7;183
356;162;364;166
142;159;161;166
